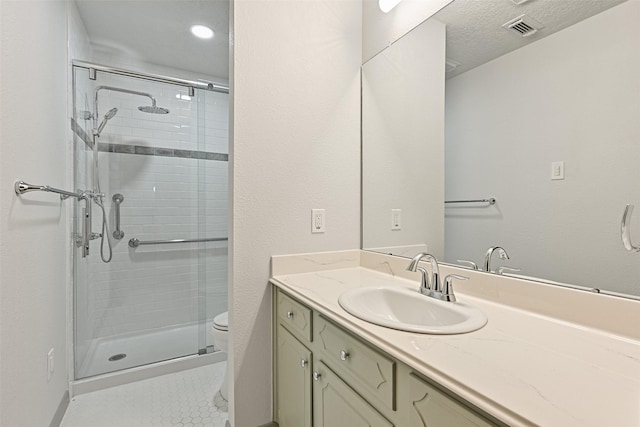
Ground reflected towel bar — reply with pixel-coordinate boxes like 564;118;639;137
128;237;228;248
445;198;496;205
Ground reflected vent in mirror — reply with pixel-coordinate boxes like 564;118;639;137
445;59;461;74
502;15;544;37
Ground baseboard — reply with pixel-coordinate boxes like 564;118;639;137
49;390;70;427
256;423;278;427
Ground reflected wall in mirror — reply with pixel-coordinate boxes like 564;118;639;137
362;18;445;258
362;0;640;299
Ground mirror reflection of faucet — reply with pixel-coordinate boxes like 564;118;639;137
496;266;521;275
457;248;519;274
622;204;640;252
457;259;478;270
484;246;510;273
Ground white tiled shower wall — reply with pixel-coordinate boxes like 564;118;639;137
73;61;228;368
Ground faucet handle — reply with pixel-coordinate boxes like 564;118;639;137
442;274;468;302
456;260;478;270
496;266;521;275
416;267;431;293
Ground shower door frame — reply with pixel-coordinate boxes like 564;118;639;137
70;60;230;381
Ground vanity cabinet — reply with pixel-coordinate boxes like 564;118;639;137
273;287;504;427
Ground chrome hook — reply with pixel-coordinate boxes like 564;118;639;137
621;204;640;252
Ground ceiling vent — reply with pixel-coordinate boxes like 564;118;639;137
445;59;461;74
502;14;544;37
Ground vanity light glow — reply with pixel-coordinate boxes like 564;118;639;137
379;0;402;13
190;25;214;39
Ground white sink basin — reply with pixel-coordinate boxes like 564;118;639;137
338;286;487;334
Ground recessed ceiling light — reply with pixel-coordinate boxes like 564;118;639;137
191;25;214;40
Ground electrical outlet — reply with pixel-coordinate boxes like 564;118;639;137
312;209;326;233
47;348;54;382
391;209;402;230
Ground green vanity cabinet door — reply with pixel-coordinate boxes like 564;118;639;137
313;361;394;427
408;373;496;427
276;325;312;427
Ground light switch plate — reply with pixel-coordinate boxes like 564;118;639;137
391;209;402;230
551;161;565;180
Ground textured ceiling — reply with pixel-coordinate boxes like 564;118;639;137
74;0;229;80
74;0;627;81
434;0;628;78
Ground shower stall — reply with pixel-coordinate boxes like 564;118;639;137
71;61;229;380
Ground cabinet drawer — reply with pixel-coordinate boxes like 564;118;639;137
315;314;396;410
408;373;496;427
277;289;312;342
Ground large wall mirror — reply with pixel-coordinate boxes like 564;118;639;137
362;0;640;299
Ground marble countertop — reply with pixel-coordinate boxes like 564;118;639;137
270;251;640;427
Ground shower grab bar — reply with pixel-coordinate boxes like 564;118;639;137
128;237;228;248
112;194;125;240
445;198;496;205
14;180;86;200
622;204;640;252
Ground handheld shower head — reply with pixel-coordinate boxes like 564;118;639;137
93;107;118;136
104;107;118;120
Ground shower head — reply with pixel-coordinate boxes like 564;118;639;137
93;107;118;136
138;105;170;114
95;86;170;117
138;103;169;114
104;107;118;120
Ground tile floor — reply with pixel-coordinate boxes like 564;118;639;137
61;363;228;427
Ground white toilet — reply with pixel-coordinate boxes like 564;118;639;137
211;311;229;401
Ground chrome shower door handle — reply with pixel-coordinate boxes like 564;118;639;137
82;195;91;257
112;194;124;240
622;204;640;252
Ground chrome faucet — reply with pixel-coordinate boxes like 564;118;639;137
406;252;441;298
484;246;510;272
407;253;468;302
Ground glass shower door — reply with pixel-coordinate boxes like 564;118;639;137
72;65;228;379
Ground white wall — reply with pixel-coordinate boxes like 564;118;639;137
362;18;446;258
0;1;70;425
231;0;362;424
362;0;453;63
445;0;640;294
